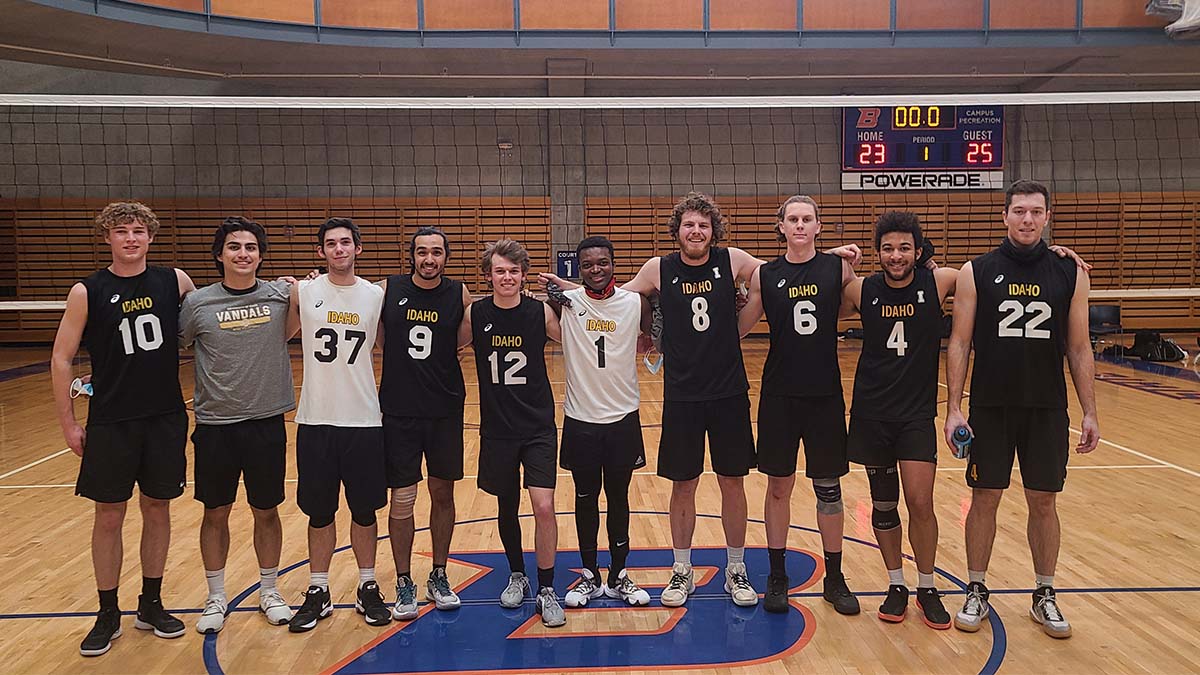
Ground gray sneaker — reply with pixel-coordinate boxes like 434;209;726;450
536;587;566;628
393;576;419;621
1030;587;1072;638
426;568;461;610
954;581;991;632
500;572;531;608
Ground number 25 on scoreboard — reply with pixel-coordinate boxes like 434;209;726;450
965;141;994;164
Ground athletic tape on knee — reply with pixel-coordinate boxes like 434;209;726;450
351;510;377;527
812;478;843;515
309;513;335;529
390;485;419;520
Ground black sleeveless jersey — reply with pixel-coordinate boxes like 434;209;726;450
471;295;555;439
760;252;844;397
658;247;749;402
80;266;184;424
379;275;466;418
851;268;943;421
969;241;1077;408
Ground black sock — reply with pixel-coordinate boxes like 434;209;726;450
141;576;163;602
580;549;600;583
608;540;630;587
537;566;554;591
824;551;843;580
98;588;118;611
769;547;787;575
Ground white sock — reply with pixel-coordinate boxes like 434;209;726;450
673;548;692;569
310;572;330;591
205;568;226;600
259;567;278;593
726;546;745;568
359;568;376;586
917;572;936;589
1035;574;1054;589
968;570;986;585
887;568;906;587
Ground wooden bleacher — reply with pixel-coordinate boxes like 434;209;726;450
1;192;1196;342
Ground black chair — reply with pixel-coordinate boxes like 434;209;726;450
1088;304;1122;353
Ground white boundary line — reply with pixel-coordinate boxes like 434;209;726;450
0;448;71;481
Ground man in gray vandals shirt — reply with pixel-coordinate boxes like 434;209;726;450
179;217;297;634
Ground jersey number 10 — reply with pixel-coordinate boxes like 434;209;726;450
117;315;164;355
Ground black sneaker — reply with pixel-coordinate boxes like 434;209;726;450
877;584;909;623
916;587;951;630
764;572;790;614
822;576;861;615
288;585;332;633
79;608;122;657
356;581;392;626
133;595;185;639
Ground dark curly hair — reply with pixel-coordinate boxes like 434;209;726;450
667;192;726;244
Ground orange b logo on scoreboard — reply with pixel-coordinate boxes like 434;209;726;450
856;108;881;129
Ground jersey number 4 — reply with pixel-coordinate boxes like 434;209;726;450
314;328;367;364
887;321;909;356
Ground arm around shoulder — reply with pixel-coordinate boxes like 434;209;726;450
175;268;196;299
621;257;660;296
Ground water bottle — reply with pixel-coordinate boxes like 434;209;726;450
951;425;973;459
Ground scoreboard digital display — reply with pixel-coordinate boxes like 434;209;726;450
841;106;1005;190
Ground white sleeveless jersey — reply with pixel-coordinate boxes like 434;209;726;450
561;287;642;424
295;275;384;427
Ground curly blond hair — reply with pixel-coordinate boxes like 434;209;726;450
95;202;161;238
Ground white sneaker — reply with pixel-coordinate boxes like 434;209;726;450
954;582;991;632
1030;587;1072;638
393;576;419;621
196;597;227;634
660;563;695;607
500;572;531;608
565;569;604;608
259;590;293;626
603;569;651;606
725;562;759;607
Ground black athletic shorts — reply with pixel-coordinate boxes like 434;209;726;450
756;393;848;480
384;409;465;488
966;406;1070;492
295;424;387;519
192;415;286;510
658;393;756;481
76;410;188;503
560;411;647;473
478;431;557;498
847;416;938;466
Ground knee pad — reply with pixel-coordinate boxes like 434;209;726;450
309;513;335;529
390;485;419;520
812;478;843;515
866;466;901;531
351;510;377;527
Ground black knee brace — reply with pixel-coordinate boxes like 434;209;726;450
866;466;901;531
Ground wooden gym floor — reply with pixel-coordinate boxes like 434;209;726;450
0;339;1198;674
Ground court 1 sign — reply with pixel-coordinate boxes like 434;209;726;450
556;250;579;279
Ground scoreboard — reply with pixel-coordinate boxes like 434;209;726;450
841;106;1005;191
